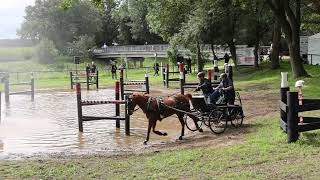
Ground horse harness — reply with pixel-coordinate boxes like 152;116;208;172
146;96;187;118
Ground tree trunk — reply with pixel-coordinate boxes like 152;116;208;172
228;41;237;67
211;43;217;60
271;18;280;69
288;35;308;78
266;0;308;78
196;41;203;72
254;43;259;68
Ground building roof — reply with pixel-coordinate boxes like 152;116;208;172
309;33;320;39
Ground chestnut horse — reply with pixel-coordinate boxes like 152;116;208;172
128;93;203;144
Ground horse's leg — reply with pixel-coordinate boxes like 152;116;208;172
187;113;204;132
152;120;168;136
144;118;153;145
178;114;185;140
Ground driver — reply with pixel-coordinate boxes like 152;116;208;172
195;72;219;104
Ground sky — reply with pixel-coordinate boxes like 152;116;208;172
0;0;35;39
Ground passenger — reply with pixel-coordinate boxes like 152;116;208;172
216;73;235;105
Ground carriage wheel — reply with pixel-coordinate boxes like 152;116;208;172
230;108;244;128
184;110;203;132
209;110;226;134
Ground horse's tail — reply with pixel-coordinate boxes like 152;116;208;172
185;93;192;100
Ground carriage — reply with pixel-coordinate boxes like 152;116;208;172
184;91;244;134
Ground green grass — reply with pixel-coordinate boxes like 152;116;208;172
0;47;34;62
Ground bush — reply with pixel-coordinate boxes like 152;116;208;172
35;39;59;64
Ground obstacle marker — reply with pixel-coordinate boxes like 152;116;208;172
76;82;130;135
279;72;320;142
119;69;149;100
163;64;181;88
70;71;99;90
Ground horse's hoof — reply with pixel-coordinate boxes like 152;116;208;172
143;140;148;145
179;136;183;140
199;128;203;133
163;132;168;136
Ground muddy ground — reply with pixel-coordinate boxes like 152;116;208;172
33;86;279;160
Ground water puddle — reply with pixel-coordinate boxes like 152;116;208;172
0;89;183;159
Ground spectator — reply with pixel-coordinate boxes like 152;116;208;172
91;61;97;73
85;63;91;74
224;53;230;64
187;58;192;73
111;63;117;80
154;63;160;76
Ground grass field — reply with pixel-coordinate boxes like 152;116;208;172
0;58;320;179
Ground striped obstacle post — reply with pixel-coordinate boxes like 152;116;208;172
76;83;83;132
207;69;212;83
295;80;305;124
179;63;185;95
145;73;150;94
120;69;125;100
115;81;120;128
280;72;289;132
162;66;166;87
213;60;219;80
166;64;169;88
70;72;74;89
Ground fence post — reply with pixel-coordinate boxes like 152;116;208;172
4;78;9;103
76;83;83;132
70;72;73;89
280;72;289;129
86;71;90;90
120;69;124;100
166;64;169;88
96;71;99;89
125;95;130;136
31;77;34;101
162;67;166;87
213;60;219;80
179;63;185;95
228;65;233;81
145;73;150;94
207;69;212;83
115;81;120;128
224;63;228;74
287;92;299;143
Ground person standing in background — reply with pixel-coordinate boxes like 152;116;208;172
111;62;117;80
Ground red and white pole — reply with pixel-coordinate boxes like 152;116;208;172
295;80;304;124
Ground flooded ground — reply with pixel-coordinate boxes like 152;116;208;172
0;89;188;160
0;86;279;160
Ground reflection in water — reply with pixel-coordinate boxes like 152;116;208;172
0;89;183;159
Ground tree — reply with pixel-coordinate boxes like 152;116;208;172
67;35;96;57
266;0;308;78
18;0;104;53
